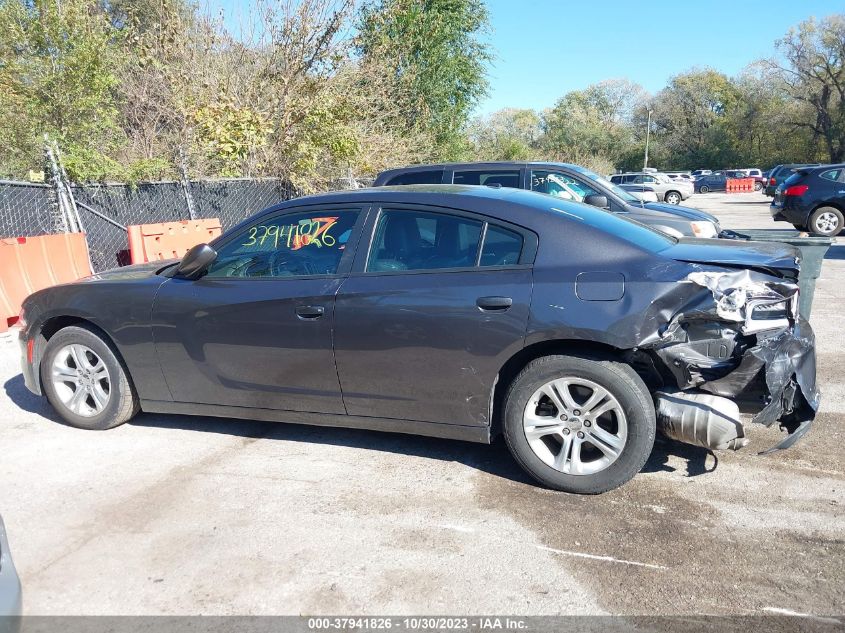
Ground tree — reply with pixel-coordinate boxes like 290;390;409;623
468;108;541;160
646;69;740;169
0;0;126;180
770;15;845;162
541;79;646;168
356;0;492;160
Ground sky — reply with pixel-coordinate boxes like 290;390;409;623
206;0;841;115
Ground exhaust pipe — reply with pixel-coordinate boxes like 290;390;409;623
655;391;749;450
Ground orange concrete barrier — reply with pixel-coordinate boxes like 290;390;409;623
727;178;755;193
0;233;93;332
127;218;222;264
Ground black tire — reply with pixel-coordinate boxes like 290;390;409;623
808;206;844;237
754;181;763;191
699;185;710;194
503;354;656;494
664;191;681;205
40;325;139;430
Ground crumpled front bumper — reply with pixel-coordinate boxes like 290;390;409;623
641;269;819;452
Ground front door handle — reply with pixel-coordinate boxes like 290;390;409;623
296;305;325;320
476;296;512;311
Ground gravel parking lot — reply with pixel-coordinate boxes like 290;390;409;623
1;192;843;617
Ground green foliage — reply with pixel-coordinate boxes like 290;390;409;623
469;108;541;160
0;0;127;180
542;79;645;166
193;101;273;177
0;0;841;186
356;0;492;160
772;15;845;162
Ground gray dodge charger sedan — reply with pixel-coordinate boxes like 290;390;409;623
16;186;818;493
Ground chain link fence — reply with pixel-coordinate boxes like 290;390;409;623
0;177;297;271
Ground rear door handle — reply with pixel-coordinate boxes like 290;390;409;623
476;296;512;311
296;305;325;320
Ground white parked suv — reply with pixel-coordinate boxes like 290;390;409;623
609;172;694;205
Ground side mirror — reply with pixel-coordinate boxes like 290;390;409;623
584;194;609;209
174;243;217;280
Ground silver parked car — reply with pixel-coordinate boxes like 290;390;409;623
609;171;693;204
0;516;21;633
617;183;659;202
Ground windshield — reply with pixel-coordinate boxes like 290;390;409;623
569;165;641;204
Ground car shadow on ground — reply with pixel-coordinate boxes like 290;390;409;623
3;372;718;486
824;243;845;260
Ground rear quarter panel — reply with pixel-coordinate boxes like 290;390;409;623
526;222;691;349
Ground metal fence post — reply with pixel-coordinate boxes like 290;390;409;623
178;148;197;220
43;138;71;233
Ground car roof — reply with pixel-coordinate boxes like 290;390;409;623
376;161;590;175
259;184;669;246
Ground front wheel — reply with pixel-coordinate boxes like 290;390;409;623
664;191;681;205
41;325;139;430
503;355;656;494
809;206;844;237
699;185;710;194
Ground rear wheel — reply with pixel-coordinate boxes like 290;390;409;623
665;191;681;205
754;181;763;191
503;355;656;494
809;206;844;237
41;325;139;430
699;185;710;194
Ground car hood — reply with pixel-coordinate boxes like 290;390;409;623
82;260;177;282
643;201;719;223
663;237;800;272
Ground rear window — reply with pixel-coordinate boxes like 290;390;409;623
783;172;803;186
453;170;520;188
480;225;523;266
385;170;444;186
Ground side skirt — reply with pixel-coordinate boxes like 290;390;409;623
139;400;492;444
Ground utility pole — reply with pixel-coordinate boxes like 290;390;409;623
643;109;653;170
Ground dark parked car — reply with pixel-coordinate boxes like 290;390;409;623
765;164;821;196
695;173;728;193
0;515;22;633
771;164;845;236
374;162;721;238
17;186;818;494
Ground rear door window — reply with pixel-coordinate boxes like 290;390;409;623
385;170;445;186
367;210;483;272
480;225;523;267
819;169;843;182
452;169;521;188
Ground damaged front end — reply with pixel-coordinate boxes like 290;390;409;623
640;268;820;453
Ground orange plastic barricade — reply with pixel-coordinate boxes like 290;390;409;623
0;233;93;332
127;218;222;264
726;178;755;193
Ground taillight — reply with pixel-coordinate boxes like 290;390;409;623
769;177;776;185
784;184;809;196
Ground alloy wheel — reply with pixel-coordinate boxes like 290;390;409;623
666;192;681;204
522;377;628;475
814;211;840;235
51;344;111;417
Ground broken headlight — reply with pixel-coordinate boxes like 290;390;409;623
687;270;799;334
750;300;790;321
